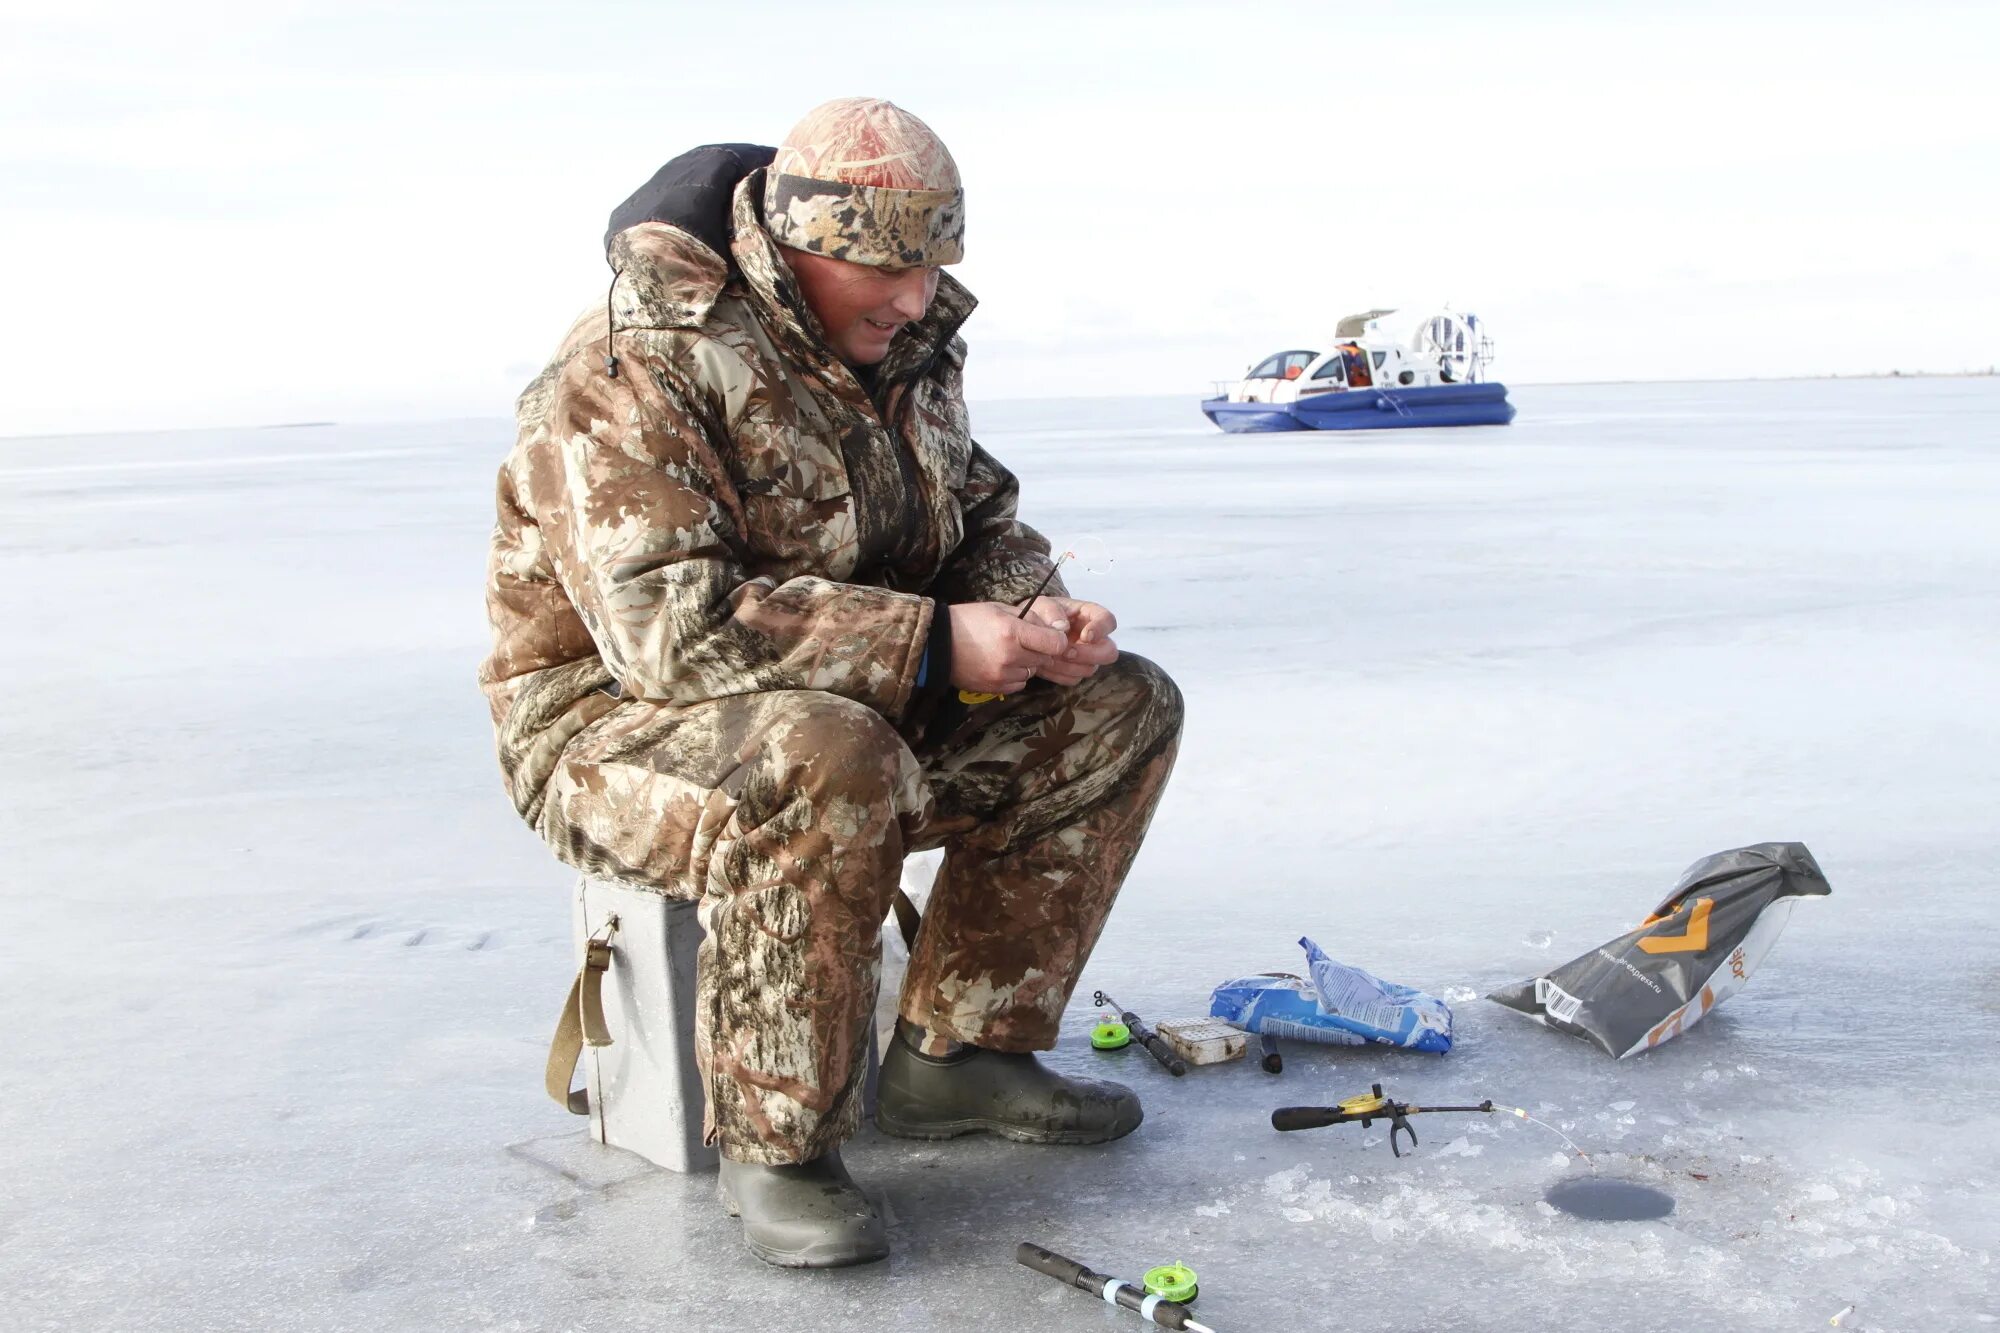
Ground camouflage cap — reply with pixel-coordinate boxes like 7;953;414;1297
764;97;965;268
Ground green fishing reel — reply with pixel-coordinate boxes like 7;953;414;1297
1142;1261;1199;1304
1090;1020;1132;1050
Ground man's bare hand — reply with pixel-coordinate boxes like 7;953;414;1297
1023;596;1119;687
948;602;1070;696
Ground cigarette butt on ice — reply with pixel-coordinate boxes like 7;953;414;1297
1828;1305;1855;1326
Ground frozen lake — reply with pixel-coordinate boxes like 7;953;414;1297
2;378;1995;1330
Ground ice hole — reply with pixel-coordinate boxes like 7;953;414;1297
1543;1177;1675;1221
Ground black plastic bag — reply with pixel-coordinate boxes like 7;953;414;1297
1488;843;1830;1058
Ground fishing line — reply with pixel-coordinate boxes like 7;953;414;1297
1490;1105;1594;1165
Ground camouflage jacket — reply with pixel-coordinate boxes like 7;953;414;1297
479;160;1063;822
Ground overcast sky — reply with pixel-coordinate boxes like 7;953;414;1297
3;0;1995;436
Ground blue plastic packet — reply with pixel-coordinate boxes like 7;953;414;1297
1209;937;1453;1052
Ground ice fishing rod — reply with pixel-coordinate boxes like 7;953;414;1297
1011;557;1068;620
1091;990;1186;1076
1272;1083;1495;1156
959;553;1079;707
1016;1243;1216;1333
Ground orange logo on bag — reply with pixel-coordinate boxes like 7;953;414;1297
1645;984;1717;1047
1636;897;1713;954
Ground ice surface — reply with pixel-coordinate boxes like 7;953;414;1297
2;379;1997;1330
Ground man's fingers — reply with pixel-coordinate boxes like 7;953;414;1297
1059;637;1118;667
1061;602;1116;644
1022;600;1069;634
1002;639;1057;669
1015;620;1069;657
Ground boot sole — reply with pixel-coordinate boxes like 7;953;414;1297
717;1184;891;1270
874;1103;1143;1146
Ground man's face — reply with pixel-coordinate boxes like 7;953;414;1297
782;247;940;366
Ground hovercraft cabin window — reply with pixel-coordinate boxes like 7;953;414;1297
1250;351;1318;380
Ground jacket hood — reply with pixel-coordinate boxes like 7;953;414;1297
604;143;775;260
602;144;773;334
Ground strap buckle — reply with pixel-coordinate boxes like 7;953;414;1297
545;916;619;1114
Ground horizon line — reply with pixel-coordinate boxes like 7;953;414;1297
1;369;1994;445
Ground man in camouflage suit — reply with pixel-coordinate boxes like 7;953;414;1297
480;98;1182;1267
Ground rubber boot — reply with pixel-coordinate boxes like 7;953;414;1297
716;1149;889;1269
874;1023;1144;1145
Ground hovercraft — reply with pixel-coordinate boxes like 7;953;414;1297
1201;309;1515;433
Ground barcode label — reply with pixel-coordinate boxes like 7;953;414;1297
1260;1018;1368;1046
1535;977;1584;1024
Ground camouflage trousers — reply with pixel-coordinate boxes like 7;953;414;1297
538;653;1183;1164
